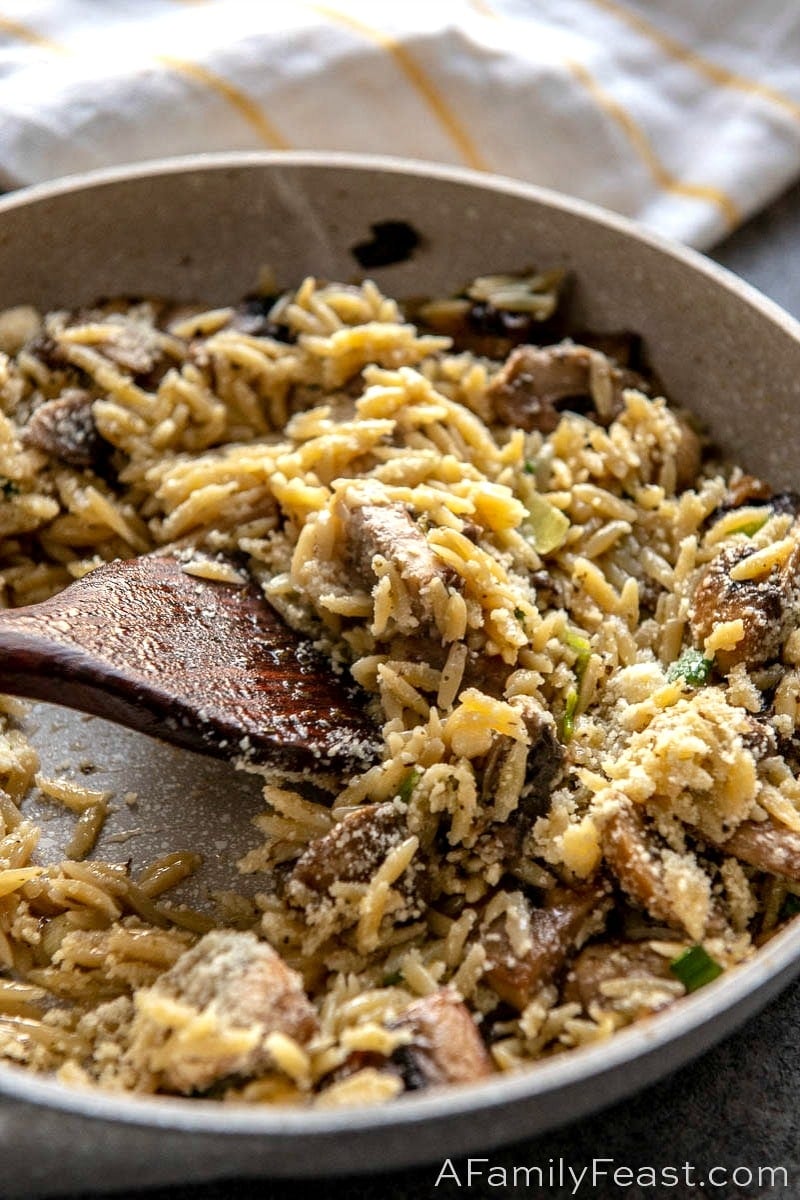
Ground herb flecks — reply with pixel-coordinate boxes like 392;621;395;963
669;945;723;992
561;689;579;742
397;768;421;804
666;648;713;688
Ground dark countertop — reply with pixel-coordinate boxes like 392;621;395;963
35;179;800;1200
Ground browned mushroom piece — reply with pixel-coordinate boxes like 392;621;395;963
478;713;563;814
672;419;702;493
563;940;676;1013
689;541;800;672
337;492;456;625
703;814;800;882
603;801;671;922
471;812;530;877
603;798;711;938
287;802;420;907
389;989;493;1089
473;718;564;877
21;389;106;469
486;343;649;434
131;930;318;1093
96;316;171;376
723;473;774;510
24;330;68;371
527;568;566;610
520;709;565;816
740;715;778;762
482;884;608;1011
228;296;295;343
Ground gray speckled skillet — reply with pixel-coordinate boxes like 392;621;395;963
1;153;799;1198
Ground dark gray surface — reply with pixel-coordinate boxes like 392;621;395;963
30;176;800;1200
712;176;800;318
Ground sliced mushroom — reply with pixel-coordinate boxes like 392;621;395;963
228;296;296;343
486;343;649;434
24;330;68;372
722;473;774;511
482;884;607;1010
528;568;566;610
376;638;511;702
672;418;702;493
740;715;778;763
716;470;800;518
389;989;493;1089
96;316;171;376
689;541;800;671
703;814;800;882
770;492;800;517
287;802;417;905
337;489;456;627
471;812;531;877
480;713;563;812
21;389;106;469
602;798;719;939
603;801;675;927
520;709;565;817
563;940;676;1013
130;930;318;1093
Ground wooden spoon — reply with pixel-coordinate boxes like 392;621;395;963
0;553;380;774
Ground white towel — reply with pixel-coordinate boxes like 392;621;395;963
1;0;800;248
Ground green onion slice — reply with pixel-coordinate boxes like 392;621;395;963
666;648;713;688
563;627;592;684
523;493;570;555
561;689;579;742
397;768;421;804
729;513;769;538
669;945;723;992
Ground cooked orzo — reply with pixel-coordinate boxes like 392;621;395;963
0;270;798;1105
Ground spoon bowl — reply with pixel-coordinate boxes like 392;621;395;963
0;552;377;773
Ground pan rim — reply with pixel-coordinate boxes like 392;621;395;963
0;149;799;1142
0;913;798;1134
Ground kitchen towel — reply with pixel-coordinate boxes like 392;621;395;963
1;0;800;249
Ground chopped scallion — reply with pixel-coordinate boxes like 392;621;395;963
669;945;723;992
730;513;769;538
561;689;578;742
563;627;592;684
782;893;800;919
666;648;713;688
523;493;570;554
397;768;421;804
382;970;403;987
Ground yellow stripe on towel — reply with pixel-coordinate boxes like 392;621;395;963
313;4;489;172
566;57;741;230
588;0;800;126
0;13;69;54
158;55;292;150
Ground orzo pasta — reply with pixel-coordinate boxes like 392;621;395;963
0;272;798;1104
